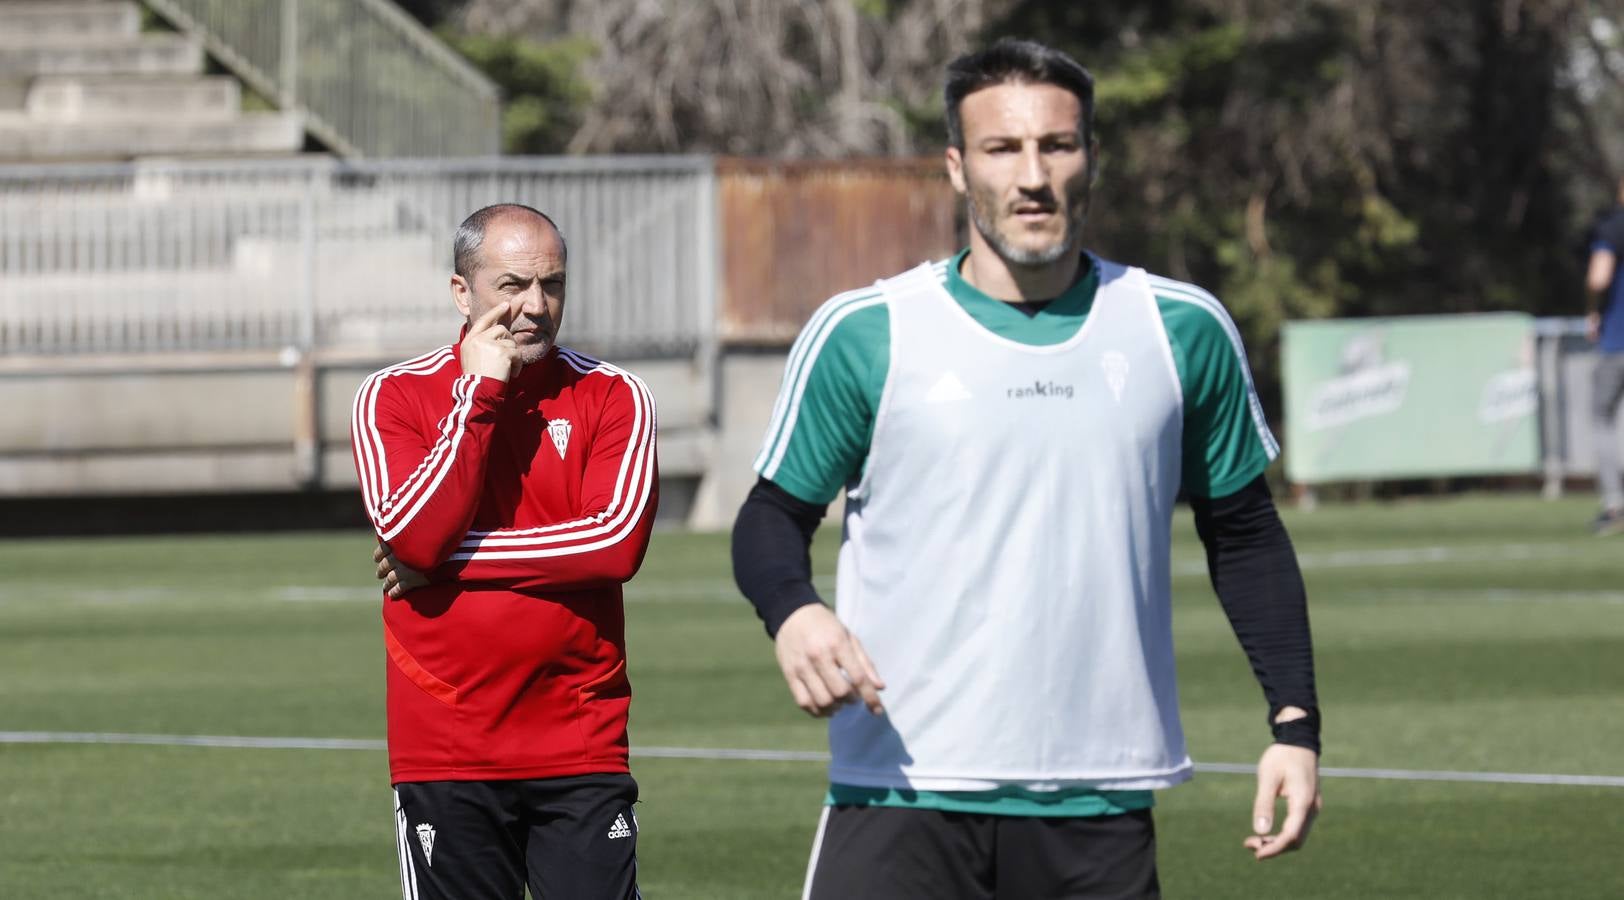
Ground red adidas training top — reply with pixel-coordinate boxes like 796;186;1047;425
351;339;658;784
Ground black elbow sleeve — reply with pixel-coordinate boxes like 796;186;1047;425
731;478;828;637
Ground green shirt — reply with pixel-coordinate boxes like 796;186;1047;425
826;783;1155;817
758;249;1275;506
756;249;1276;816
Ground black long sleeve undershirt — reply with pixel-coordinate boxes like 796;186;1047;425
1190;474;1321;753
731;473;1320;753
730;478;827;637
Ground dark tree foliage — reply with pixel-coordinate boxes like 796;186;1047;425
424;0;1624;409
393;0;462;28
989;0;1621;408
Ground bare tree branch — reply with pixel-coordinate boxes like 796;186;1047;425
458;0;1017;156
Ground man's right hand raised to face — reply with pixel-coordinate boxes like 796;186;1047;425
461;301;523;382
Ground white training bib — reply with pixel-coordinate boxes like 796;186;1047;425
829;257;1192;791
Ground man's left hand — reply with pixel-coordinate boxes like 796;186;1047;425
1243;743;1321;860
374;542;430;598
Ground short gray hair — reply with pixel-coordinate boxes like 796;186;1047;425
452;203;565;278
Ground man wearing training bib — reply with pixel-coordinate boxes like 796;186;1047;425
732;38;1322;899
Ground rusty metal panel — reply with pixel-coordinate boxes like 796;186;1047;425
719;157;960;345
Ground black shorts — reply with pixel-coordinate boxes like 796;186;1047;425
393;773;639;900
803;804;1159;900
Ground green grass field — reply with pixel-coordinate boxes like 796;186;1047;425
2;494;1622;899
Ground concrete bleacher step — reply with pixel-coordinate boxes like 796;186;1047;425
0;191;423;273
0;112;304;160
0;260;441;299
0;34;203;78
0;263;450;353
0;2;141;41
232;234;440;279
26;76;240;122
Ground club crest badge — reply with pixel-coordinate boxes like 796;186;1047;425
415;823;436;866
547;419;572;459
1102;351;1130;403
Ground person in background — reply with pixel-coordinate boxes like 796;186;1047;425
1584;176;1624;536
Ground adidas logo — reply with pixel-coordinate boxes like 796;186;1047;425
607;812;633;840
925;371;973;404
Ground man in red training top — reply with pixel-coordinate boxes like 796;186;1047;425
352;203;658;900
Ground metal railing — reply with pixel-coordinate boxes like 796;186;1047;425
140;0;500;158
0;156;717;360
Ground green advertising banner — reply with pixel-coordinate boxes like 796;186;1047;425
1281;313;1538;483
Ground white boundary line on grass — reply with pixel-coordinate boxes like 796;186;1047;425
0;542;1607;608
0;731;385;751
4;731;1622;787
1176;541;1600;577
1193;762;1624;788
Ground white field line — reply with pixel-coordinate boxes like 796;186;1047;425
0;542;1601;608
1173;541;1594;577
2;731;1621;787
27;583;1622;615
0;731;385;750
1345;588;1624;606
1193;762;1624;787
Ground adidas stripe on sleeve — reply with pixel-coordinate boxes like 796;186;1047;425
753;289;891;506
437;349;659;590
1149;275;1279;499
352;347;504;571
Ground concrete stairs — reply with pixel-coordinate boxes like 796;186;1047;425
0;260;447;349
0;0;141;36
0;1;304;161
0;184;433;277
27;76;241;121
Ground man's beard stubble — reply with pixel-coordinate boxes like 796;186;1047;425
967;181;1090;268
517;342;552;367
513;322;556;366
